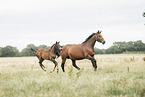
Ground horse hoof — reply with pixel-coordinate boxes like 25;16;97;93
57;69;59;73
44;68;46;71
94;68;97;71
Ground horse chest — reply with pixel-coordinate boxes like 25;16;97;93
50;53;56;59
84;48;95;56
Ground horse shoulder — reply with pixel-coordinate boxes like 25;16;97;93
41;50;50;60
50;51;56;58
82;46;95;57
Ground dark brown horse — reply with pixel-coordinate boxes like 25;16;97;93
31;41;62;73
60;30;105;72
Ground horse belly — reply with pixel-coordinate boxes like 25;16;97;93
68;48;84;60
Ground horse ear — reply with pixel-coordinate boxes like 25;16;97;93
97;30;100;34
58;41;60;44
56;41;58;44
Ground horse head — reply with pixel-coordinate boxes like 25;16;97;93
54;41;62;57
96;30;105;44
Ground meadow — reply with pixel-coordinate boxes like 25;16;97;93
0;54;145;97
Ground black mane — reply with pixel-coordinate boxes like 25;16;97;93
82;33;96;43
50;44;55;49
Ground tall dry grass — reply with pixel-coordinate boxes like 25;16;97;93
0;54;145;97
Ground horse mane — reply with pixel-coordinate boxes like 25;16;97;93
50;44;55;49
82;33;96;43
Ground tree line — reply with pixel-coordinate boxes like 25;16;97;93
143;12;145;17
0;44;50;57
96;40;145;54
0;40;145;57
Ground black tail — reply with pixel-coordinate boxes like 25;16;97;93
31;48;37;53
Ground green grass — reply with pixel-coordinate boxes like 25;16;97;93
0;54;145;97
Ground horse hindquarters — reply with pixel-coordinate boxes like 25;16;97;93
60;46;71;72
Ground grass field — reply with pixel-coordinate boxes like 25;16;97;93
0;54;145;97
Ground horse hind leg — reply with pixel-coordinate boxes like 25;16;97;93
39;59;46;71
61;58;66;72
72;60;80;70
50;60;59;73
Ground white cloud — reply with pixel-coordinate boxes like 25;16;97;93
0;0;68;14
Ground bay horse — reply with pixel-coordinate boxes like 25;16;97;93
60;30;105;72
31;41;62;73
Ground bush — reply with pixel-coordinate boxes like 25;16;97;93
143;57;145;61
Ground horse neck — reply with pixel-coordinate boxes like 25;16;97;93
50;46;56;54
82;35;96;49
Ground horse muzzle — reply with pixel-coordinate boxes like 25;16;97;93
60;48;62;51
102;41;105;44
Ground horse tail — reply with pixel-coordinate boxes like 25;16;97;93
31;48;37;53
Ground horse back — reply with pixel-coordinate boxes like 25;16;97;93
61;44;85;60
36;49;51;60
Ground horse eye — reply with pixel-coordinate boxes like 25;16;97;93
99;36;101;37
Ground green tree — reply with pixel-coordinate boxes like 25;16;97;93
105;45;121;54
127;41;135;51
20;44;37;56
2;46;19;57
94;48;105;54
105;40;145;54
133;40;145;51
143;12;145;17
0;47;2;57
37;45;50;50
113;42;128;52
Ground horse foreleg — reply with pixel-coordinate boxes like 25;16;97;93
71;59;80;70
87;55;97;71
91;60;97;71
50;60;59;73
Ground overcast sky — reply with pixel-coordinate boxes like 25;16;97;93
0;0;145;51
